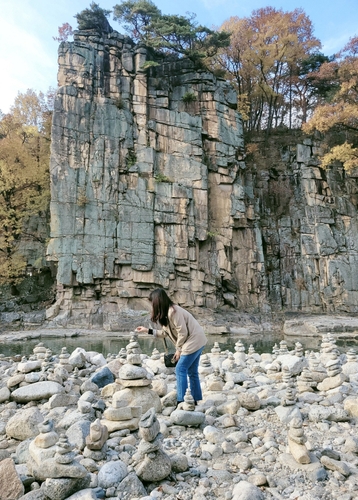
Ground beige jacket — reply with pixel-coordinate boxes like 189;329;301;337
153;305;207;355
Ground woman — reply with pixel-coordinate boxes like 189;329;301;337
136;288;207;405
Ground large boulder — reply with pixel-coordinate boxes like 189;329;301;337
113;387;161;414
6;407;43;441
98;460;128;488
41;476;91;500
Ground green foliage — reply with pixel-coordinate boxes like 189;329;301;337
113;0;230;62
141;60;160;70
113;0;160;40
206;230;219;238
154;173;172;182
126;149;137;168
0;90;51;285
75;2;113;33
182;91;197;104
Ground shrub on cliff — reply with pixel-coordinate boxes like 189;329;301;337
113;0;230;62
75;2;113;33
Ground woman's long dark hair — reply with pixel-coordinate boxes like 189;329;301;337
149;288;174;326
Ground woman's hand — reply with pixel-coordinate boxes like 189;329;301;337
173;350;181;362
135;326;148;333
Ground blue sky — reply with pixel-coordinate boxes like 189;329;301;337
1;0;357;113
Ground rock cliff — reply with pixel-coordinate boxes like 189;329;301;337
46;29;358;328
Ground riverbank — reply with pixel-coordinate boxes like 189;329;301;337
2;314;358;345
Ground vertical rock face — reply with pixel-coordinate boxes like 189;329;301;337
47;29;358;327
47;29;259;327
254;137;358;313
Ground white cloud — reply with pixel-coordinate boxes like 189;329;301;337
0;2;58;112
322;33;351;55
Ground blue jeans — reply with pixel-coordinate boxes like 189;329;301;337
175;347;204;402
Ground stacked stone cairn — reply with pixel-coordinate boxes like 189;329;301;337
102;335;160;431
32;433;87;481
317;352;347;391
210;342;224;369
101;396;142;433
308;352;327;383
281;386;297;407
282;365;295;388
294;342;304;357
272;343;280;358
279;340;289;355
234;340;246;365
205;367;225;392
297;367;317;393
83;418;108;461
134;407;171;482
342;348;358;377
28;419;59;476
170;389;206;427
287;417;311;464
59;347;73;372
198;353;214;376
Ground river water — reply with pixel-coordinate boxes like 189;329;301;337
1;331;358;357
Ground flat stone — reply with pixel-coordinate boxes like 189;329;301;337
170;410;205;427
34;431;58;449
103;407;133;421
32;458;87;481
279;452;321;473
118;378;152;387
113;387;161;413
320;455;351;476
17;360;42;373
101;417;140;432
11;381;64;403
118;365;149;380
317;373;347;391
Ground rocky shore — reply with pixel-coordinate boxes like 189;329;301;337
1;328;358;500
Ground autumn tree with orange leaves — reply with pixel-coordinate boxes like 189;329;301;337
303;36;358;171
217;7;322;133
0;90;52;285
